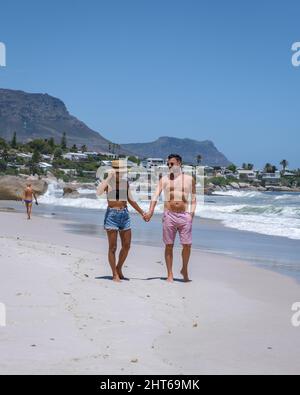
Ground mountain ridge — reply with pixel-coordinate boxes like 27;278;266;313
123;136;231;166
0;88;115;152
0;89;230;165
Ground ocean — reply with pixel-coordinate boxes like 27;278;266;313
2;181;300;281
39;181;300;241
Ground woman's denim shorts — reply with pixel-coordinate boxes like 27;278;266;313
104;207;131;231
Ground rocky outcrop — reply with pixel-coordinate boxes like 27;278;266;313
63;184;80;198
123;136;231;166
0;88;129;153
63;182;96;198
0;176;48;200
265;185;300;192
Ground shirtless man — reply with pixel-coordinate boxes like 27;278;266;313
23;183;38;220
145;154;196;282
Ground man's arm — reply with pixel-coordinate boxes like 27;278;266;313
145;177;164;221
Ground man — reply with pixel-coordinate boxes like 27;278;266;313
23;183;38;220
145;154;196;282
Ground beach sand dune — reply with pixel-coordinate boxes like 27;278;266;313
0;212;299;374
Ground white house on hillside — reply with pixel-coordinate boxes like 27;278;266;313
236;169;257;180
39;162;53;169
141;158;166;169
98;152;118;159
261;170;281;184
63;152;88;161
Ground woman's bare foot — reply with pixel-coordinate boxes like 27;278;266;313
166;275;174;283
116;266;125;280
112;274;121;282
180;268;191;282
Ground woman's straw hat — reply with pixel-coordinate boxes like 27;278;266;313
111;159;127;171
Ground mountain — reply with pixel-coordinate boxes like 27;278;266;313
0;88;117;152
122;137;231;166
0;89;231;165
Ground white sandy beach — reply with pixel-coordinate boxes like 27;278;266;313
0;210;300;375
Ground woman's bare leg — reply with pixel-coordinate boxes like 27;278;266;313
106;230;120;282
117;230;131;279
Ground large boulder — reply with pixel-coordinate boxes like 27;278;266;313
230;182;240;189
239;182;249;188
257;186;267;191
265;186;291;192
63;182;95;197
0;176;48;200
63;183;79;196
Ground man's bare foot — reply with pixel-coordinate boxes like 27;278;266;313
116;266;125;280
112;275;121;282
166;275;174;283
180;268;191;282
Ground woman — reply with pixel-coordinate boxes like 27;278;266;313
96;160;146;282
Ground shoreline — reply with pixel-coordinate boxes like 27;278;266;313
1;199;300;283
0;210;300;374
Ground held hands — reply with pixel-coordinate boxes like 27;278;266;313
143;211;153;222
140;211;152;222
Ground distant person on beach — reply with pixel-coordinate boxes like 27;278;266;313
96;160;147;282
23;183;38;220
145;154;196;282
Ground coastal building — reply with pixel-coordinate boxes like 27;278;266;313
126;160;137;168
38;162;53;170
63;152;88;161
85;151;99;159
203;166;215;177
142;158;166;169
101;160;112;166
16;153;32;160
59;168;77;176
41;154;52;161
236;169;257;180
224;170;237;178
261;170;281;184
282;171;295;177
98;152;118;159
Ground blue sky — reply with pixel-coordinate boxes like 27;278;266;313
0;0;300;168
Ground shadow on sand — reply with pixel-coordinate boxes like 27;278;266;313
95;276;191;283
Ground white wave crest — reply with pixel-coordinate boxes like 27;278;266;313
39;182;300;240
